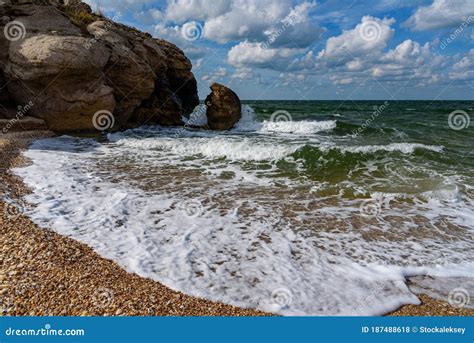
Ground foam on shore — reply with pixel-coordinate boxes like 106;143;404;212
13;130;474;315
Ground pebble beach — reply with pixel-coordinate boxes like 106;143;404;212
1;131;473;316
0;131;268;316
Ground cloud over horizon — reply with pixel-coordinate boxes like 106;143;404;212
85;0;474;100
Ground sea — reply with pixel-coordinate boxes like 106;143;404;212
13;100;474;315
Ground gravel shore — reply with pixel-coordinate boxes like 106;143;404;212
0;132;268;316
1;131;472;316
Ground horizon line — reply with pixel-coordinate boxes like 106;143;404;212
198;99;474;101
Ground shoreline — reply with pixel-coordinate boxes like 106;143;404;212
1;131;473;316
1;132;267;316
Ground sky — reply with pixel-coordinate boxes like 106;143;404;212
84;0;474;100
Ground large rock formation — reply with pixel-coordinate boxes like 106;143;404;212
205;83;241;130
0;0;199;132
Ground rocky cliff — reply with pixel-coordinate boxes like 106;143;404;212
0;0;199;132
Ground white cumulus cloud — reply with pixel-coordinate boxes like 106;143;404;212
227;41;304;69
404;0;474;31
317;16;395;64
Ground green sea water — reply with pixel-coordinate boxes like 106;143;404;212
242;100;474;196
14;100;474;315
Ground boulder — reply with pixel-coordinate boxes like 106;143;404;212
205;83;241;130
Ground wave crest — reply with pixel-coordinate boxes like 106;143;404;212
235;105;337;134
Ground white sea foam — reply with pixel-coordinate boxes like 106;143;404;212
259;120;337;134
408;276;474;309
234;106;337;135
233;105;262;131
13;133;474;316
183;104;208;126
421;185;462;203
339;143;444;154
109;135;301;162
107;134;442;166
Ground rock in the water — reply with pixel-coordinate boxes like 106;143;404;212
0;0;199;133
205;83;241;130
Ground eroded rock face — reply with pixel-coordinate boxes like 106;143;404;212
205;83;241;130
6;34;115;131
0;0;199;132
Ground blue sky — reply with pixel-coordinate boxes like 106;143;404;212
85;0;474;100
